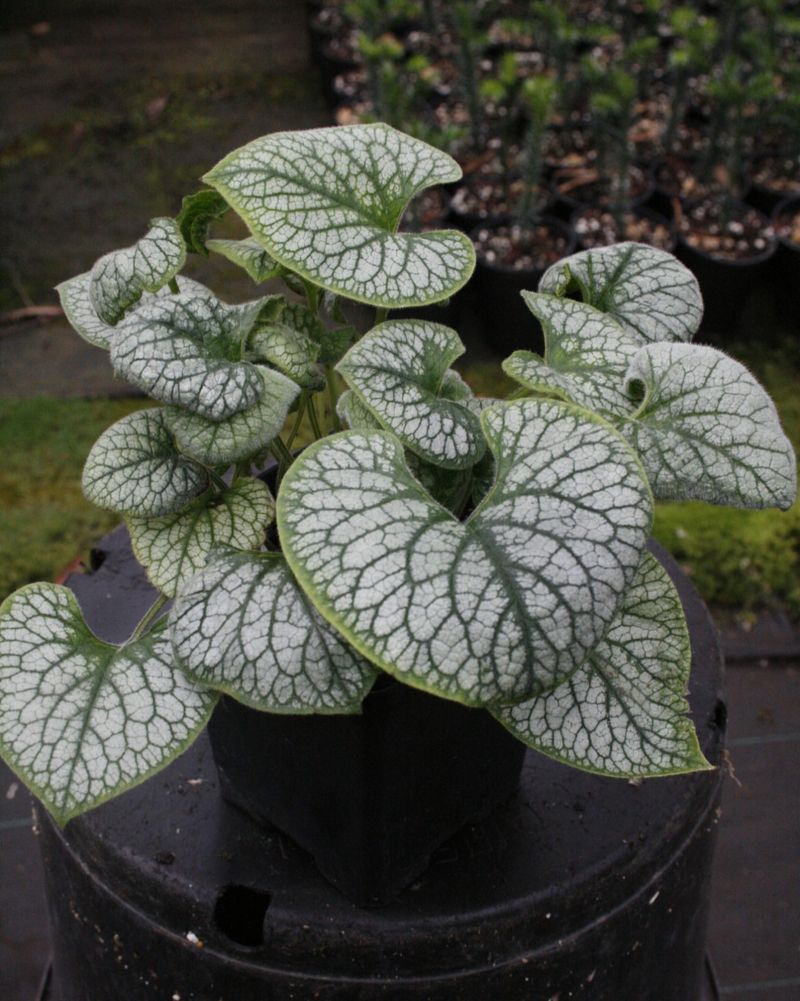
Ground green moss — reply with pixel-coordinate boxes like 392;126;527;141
0;397;149;600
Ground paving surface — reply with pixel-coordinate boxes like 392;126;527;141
1;661;798;1000
0;3;798;1000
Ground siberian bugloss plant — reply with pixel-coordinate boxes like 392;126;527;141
0;124;795;826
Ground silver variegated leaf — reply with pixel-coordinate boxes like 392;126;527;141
203;124;475;307
89;217;186;324
250;303;325;390
504;293;640;419
82;408;208;517
622;343;797;509
56;272;207;350
206;237;285;283
494;552;710;778
277;399;652;706
539;243;703;345
110;292;271;420
171;549;377;714
127;477;273;596
337;320;486;469
0;585;216;825
165;368;300;466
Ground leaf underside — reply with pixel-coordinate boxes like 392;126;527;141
623;342;797;509
494;552;710;778
539;242;703;345
127;477;274;596
207;237;285;282
89;217;186;324
0;584;216;825
203;123;475;307
278;399;652;706
171;549;377;713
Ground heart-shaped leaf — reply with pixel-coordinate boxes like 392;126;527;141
110;291;272;420
622;343;797;509
165;367;299;467
337;320;486;469
56;272;207;350
504;294;640;419
278;399;652;706
128;477;273;596
203;123;475;307
206;237;285;282
82;408;209;516
539;243;703;345
177;190;229;255
494;552;710;778
171;549;377;713
90;217;186;324
250;303;325;390
0;584;216;825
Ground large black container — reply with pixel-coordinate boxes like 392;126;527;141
39;527;726;1001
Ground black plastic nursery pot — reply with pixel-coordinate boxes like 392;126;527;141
39;526;727;1001
771;194;800;318
470;215;577;357
676;202;778;336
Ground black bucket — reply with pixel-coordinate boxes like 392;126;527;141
39;527;726;1001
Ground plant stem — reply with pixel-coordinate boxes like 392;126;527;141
285;392;308;451
302;279;321;316
374;306;388;325
206;467;229;493
308;394;324;440
129;594;168;643
168;278;180;294
270;435;295;471
326;367;342;432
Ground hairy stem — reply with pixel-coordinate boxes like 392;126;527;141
128;594;168;643
327;367;342;432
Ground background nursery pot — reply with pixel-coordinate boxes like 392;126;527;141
39;527;725;1001
470;215;576;355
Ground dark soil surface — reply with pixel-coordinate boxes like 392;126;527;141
774;202;800;247
750;154;800;195
574;207;675;250
552;163;651;207
473;221;570;270
679;200;775;261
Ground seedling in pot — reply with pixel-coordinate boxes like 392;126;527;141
0;124;795;829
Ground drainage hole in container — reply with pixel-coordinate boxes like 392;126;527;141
213;885;272;947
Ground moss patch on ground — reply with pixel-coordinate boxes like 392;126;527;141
1;340;798;616
0;397;149;600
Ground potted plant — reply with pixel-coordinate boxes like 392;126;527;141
0;124;796;998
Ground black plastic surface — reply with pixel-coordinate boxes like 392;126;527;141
40;527;726;1000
